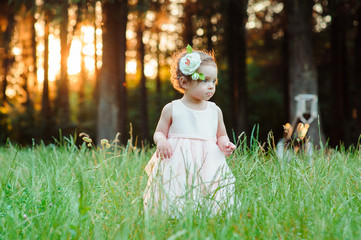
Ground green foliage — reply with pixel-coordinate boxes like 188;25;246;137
246;62;285;142
1;135;361;239
186;44;193;53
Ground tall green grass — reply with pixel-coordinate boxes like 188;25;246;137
0;135;360;239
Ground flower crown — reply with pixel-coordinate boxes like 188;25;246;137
179;45;205;80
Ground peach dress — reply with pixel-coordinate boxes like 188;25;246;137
143;100;235;216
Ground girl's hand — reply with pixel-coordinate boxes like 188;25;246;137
156;138;172;160
217;136;236;156
223;142;236;156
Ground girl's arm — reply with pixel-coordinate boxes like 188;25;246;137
216;106;236;156
154;103;173;159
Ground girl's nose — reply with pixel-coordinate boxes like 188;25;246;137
208;82;215;89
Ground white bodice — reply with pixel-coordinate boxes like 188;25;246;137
168;100;218;142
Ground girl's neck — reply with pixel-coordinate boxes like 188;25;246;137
180;95;207;110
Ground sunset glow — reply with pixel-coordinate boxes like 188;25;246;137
27;0;170;88
126;60;137;75
145;59;157;78
67;39;81;75
35;25;101;83
33;23;159;84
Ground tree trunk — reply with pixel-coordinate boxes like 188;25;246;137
329;0;348;146
21;8;34;106
137;20;149;141
118;0;128;143
0;9;15;142
56;2;70;126
354;5;361;138
2;58;11;104
206;10;214;52
1;13;15;103
97;0;127;144
31;8;38;88
227;0;248;137
282;27;290;125
42;13;52;138
285;0;325;146
182;0;193;45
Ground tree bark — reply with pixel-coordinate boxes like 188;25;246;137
329;0;348;146
182;0;193;45
31;7;38;88
42;12;52;138
137;20;149;141
227;0;248;137
285;0;325;146
56;2;70;125
118;0;128;143
282;27;290;125
21;7;34;106
97;0;127;144
0;7;15;142
354;5;361;138
1;13;15;103
205;10;214;52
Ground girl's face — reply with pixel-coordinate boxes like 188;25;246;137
187;63;217;101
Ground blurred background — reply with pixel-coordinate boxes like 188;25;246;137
0;0;360;147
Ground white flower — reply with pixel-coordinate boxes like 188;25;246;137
179;52;201;76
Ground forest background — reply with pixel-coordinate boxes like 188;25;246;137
0;0;360;148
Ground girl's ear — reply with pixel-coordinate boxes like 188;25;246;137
179;76;191;89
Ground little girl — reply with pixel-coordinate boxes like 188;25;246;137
143;45;236;216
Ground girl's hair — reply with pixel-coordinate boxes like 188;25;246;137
170;48;216;93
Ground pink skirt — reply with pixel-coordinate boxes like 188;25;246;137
143;137;235;216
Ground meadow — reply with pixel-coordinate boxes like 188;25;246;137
0;134;361;239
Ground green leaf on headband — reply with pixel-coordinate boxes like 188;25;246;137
186;44;193;53
199;73;205;80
